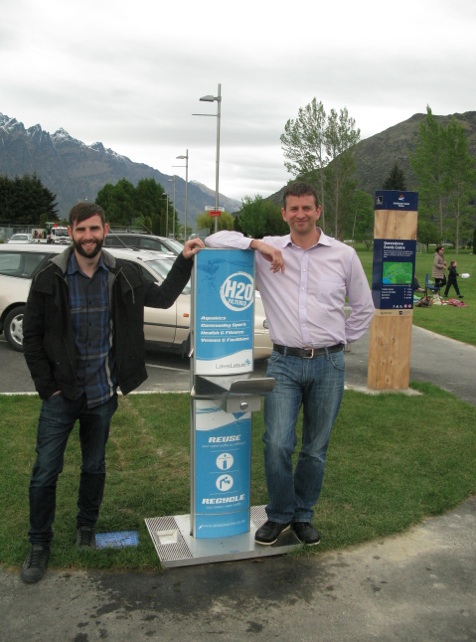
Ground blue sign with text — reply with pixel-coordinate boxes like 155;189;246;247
193;400;251;538
375;190;418;211
372;239;416;309
194;249;254;375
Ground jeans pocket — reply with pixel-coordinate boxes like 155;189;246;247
268;351;282;365
329;351;346;372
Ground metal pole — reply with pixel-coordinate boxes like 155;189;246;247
185;150;189;240
175;153;189;241
168;176;176;239
214;83;221;233
165;197;169;239
172;175;176;239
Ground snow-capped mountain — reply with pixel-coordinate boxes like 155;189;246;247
0;113;241;221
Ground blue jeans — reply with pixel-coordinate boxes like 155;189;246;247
28;393;118;547
263;349;345;524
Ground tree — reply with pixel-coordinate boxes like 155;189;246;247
444;118;476;251
417;219;439;251
0;174;57;224
323;108;361;237
195;210;235;235
347;190;374;243
410;106;449;241
95;178;177;235
410;106;476;251
96;179;136;226
382;163;407;190
281;99;327;225
280;100;360;238
235;195;287;238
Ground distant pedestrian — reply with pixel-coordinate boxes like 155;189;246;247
444;260;463;298
432;246;446;292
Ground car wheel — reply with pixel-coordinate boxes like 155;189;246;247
4;306;26;352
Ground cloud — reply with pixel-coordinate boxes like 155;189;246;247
1;0;476;201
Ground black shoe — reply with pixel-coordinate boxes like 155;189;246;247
255;520;291;545
459;295;464;298
76;526;97;548
21;545;50;584
292;522;321;546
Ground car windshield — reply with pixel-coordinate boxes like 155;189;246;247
164;238;184;254
144;256;191;294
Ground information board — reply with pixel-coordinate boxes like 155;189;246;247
375;190;419;211
372;239;416;309
194;249;254;375
193;400;251;538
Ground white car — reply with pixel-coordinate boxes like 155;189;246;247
0;244;272;359
7;233;33;244
104;232;184;255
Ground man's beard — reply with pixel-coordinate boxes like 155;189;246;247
74;237;104;259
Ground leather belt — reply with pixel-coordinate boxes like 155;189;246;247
273;343;343;359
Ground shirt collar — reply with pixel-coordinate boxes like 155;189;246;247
67;251;108;276
282;228;332;249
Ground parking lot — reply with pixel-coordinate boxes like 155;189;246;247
0;338;189;394
0;338;269;395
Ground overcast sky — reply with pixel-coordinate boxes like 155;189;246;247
1;0;475;202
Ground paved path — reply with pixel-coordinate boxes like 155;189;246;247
1;326;475;641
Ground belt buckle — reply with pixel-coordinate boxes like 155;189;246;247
303;347;314;359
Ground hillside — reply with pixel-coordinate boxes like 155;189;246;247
354;111;476;194
267;111;476;205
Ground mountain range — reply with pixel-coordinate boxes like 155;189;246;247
1;110;476;225
0;114;241;225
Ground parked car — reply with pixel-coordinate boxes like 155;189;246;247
0;244;272;359
7;233;33;244
104;232;184;255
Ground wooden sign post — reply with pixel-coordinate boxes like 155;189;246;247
367;191;418;390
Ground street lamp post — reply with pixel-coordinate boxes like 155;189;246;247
194;83;222;233
161;194;169;239
167;176;176;239
175;150;189;240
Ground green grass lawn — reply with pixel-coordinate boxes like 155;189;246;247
1;244;475;573
357;247;476;345
1;386;475;572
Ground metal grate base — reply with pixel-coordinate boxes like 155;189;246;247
145;505;302;568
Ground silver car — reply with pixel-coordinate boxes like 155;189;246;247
7;233;33;244
104;232;184;255
0;244;271;359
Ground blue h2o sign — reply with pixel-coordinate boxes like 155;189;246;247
194;250;255;375
220;272;254;311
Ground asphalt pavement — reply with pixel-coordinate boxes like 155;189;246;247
1;327;475;642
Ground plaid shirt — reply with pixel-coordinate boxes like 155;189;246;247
67;253;117;408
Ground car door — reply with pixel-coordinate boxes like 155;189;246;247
126;260;179;348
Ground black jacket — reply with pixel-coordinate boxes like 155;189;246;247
23;247;193;400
